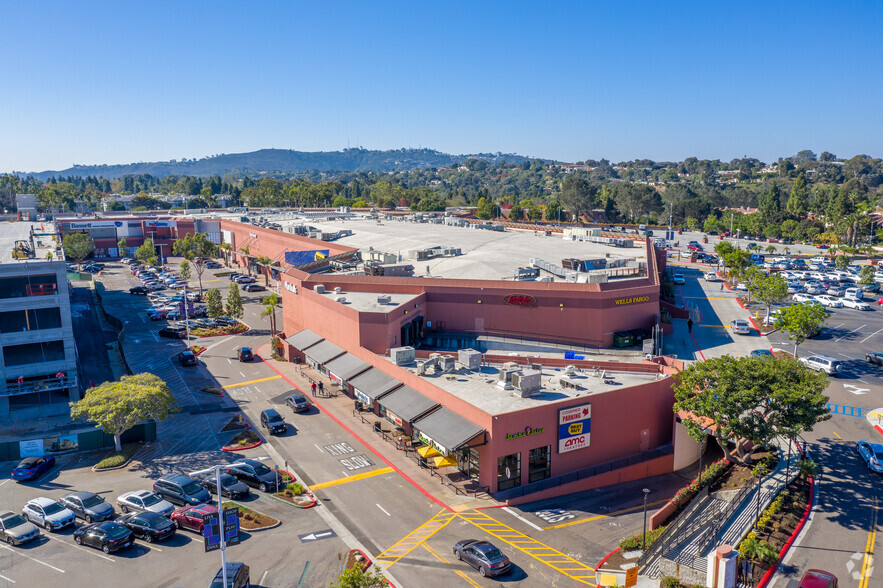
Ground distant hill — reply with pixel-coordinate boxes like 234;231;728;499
20;148;535;180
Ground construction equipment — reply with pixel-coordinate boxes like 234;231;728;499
11;240;35;260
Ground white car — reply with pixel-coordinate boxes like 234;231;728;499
814;295;843;308
735;282;748;291
704;272;717;282
844;288;864;300
116;490;175;516
732;319;751;335
763;310;782;326
792;292;815;303
680;251;693;258
787;282;804;293
842;297;871;311
22;497;76;532
672;273;685;285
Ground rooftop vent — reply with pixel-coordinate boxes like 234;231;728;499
377;295;391;304
314;285;325;294
335;296;347;303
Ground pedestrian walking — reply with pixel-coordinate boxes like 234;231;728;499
720;282;724;291
687;318;694;333
311;382;317;395
318;381;324;395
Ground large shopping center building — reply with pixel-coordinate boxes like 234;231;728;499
61;212;687;503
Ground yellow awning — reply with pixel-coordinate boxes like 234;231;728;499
417;445;440;458
433;455;458;468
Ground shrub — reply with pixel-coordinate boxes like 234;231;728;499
661;577;682;588
286;482;306;496
619;536;641;550
95;442;140;470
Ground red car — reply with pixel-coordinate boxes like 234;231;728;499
170;504;217;533
798;569;837;588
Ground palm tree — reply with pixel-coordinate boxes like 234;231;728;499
238;244;251;275
261;293;281;337
219;242;232;267
255;256;274;286
798;459;819;479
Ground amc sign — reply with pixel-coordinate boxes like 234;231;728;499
558;403;591;454
503;294;536;307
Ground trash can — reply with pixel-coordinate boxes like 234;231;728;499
613;331;634;348
373;421;383;433
354;399;363;412
627;329;646;344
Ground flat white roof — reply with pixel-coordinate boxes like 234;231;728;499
314;288;421;313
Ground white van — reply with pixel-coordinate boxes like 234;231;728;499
844;288;864;300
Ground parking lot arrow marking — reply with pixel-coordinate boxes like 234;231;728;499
845;384;870;395
298;529;337;543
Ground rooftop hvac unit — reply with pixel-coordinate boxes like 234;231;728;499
390;346;416;366
458;348;482;370
511;369;542;396
498;366;520;384
439;355;456;372
502;361;520;370
333;287;342;293
335;296;347;303
564;365;576;375
377;295;391;304
530;363;542;371
314;285;326;294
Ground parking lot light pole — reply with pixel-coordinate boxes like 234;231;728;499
189;464;228;588
642;488;650;549
183;283;190;343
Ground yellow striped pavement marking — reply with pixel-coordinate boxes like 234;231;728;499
222;375;281;388
458;510;596;585
376;510;458;567
455;570;483;587
309;467;394;491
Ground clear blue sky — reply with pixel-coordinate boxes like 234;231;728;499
2;1;881;172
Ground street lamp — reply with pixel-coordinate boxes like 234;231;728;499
188;464;230;588
642;488;651;549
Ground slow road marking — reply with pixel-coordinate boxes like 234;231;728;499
222;375;280;388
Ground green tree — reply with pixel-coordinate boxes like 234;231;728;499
226;283;244;320
758;183;782;224
740;537;780;565
117;238;128;258
179;260;191;282
544;199;561;223
172;232;219;294
748;272;789;320
135;238;158;267
508;204;524;222
261;293;281;337
774;302;829;357
834;254;850;271
859;265;875;286
62;233;95;267
673;356;829;462
475;197;493;220
786;172;809;215
559;175;596;224
255;255;274;286
330;565;388;588
205;288;224;319
69;373;178;452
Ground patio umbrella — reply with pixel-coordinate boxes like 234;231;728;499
417;445;440;458
433;455;458;468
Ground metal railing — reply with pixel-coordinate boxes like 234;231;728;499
638;486;710;566
698;480;754;555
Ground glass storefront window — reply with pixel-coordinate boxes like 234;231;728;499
528;446;551;482
458;448;481;481
497;452;521;491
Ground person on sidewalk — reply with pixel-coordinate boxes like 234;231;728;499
311;382;317;395
318;381;324;395
720;282;724;291
687;318;694;333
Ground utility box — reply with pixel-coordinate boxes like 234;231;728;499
390;346;416;366
458;349;482;370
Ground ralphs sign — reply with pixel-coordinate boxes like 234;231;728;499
558;403;591;454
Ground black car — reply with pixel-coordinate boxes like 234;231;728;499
115;512;176;543
210;562;250;588
228;273;241;281
238;347;254;362
226;459;279;492
453;540;511;577
868;352;883;366
260;408;287;435
179;350;197;366
200;473;250;499
74;522;133;553
159;325;188;339
243;284;266;292
216;316;238;327
60;491;115;523
285;394;310;413
863;282;881;293
129;286;149;295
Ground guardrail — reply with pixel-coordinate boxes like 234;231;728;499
638;486;710;566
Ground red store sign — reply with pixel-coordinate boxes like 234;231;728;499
503;294;536;306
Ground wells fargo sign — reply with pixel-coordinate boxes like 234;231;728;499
614;296;650;306
503;294;536;306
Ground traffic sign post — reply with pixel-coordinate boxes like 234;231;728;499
625;565;638;588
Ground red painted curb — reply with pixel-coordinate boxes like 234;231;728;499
475;503;508;509
756;476;815;588
222;439;263;452
256;353;454;512
596;547;620;569
875;425;883;437
689;330;707;361
748;317;762;333
191;346;207;356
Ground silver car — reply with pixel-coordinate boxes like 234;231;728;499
117;490;175;516
0;511;39;546
22;497;76;531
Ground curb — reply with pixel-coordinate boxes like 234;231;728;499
596;547;620;570
341;548;372;574
224;501;281;532
875;425;883;437
756;475;815;588
221;428;263;452
256;352;454;512
91;443;147;472
269;492;317;509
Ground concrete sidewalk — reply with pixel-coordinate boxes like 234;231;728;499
254;343;499;512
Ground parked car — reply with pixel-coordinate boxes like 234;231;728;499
129;286;149;295
793;293;815;303
285;394;310;413
194;318;216;328
210;562;251;588
116;490;175;516
672;273;685;285
120;258;133;264
826;286;846;297
453;539;511;577
153;474;211;506
750;349;774;358
842;297;871;311
814;295;843;308
159;325;188;339
797;569;837;588
862;282;881;293
60;491;115;523
731;319;751;335
866;352;883;366
856;441;883;473
799;355;842;376
243;283;265;292
0;511;40;546
260;408;287;435
200;473;250;499
22;497;76;531
73;521;133;553
234;276;256;284
844;288;864;299
115;512;176;543
703;272;717;282
170;504;217;533
179;350;198;366
12;456;56;481
225;459;279;492
238;347;254;362
228;273;241;281
216;316;238;326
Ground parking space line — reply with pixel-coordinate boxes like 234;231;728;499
455;570;482;587
0;543;66;572
836;324;866;342
0;572;13;583
222;376;281;389
309;467;395;491
861;328;883;343
501;507;543;531
44;535;115;562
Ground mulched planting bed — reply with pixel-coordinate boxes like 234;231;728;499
709;463;754;493
344;549;371;571
222;501;278;530
94;442;141;470
739;475;811;583
223;430;260;450
192;323;248;337
220;414;249;431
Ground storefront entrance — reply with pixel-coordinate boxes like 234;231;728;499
457;447;481;481
497;452;521;491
